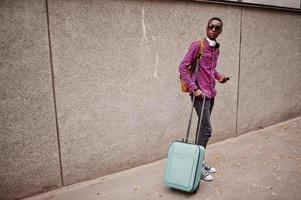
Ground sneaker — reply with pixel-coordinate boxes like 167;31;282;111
201;167;213;181
204;164;216;173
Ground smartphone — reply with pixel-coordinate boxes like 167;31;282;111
225;76;231;81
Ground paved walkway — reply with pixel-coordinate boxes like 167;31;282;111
25;117;301;200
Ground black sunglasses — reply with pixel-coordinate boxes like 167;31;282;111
207;25;222;31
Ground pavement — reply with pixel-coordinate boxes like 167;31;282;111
24;117;301;200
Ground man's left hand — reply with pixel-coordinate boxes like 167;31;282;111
219;75;228;83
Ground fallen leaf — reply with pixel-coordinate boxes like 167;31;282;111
216;173;224;177
288;156;300;160
215;186;221;194
265;186;273;190
213;154;221;162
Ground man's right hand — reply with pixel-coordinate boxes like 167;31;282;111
194;89;203;97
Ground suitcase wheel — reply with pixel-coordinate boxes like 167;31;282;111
191;183;200;194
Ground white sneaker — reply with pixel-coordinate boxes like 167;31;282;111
201;167;213;181
204;164;216;173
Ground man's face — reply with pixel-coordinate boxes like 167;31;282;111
206;19;223;40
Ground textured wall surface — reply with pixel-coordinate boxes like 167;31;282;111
243;0;301;8
238;8;301;135
0;1;62;200
209;0;301;9
1;0;300;199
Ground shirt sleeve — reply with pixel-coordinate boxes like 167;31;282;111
214;69;222;81
178;41;200;93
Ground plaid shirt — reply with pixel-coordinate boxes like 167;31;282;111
179;39;222;98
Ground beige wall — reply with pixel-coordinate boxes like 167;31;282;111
0;1;62;200
1;0;300;199
238;8;301;134
212;0;301;9
243;0;300;8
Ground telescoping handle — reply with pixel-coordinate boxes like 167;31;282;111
184;94;206;144
183;41;206;144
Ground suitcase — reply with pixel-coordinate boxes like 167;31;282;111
164;94;206;193
164;140;204;192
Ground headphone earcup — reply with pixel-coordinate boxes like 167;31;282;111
208;40;216;47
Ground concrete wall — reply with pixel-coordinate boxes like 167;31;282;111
238;8;301;134
0;0;300;199
0;1;62;200
242;0;301;9
213;0;301;9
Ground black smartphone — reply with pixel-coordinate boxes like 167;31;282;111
225;76;231;81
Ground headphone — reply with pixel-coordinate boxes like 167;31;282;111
207;39;216;47
207;38;220;48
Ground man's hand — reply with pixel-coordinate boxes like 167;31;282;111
219;74;229;84
194;89;203;97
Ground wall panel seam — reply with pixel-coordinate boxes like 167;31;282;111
235;7;243;137
45;0;65;186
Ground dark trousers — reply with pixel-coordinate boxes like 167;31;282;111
191;96;215;149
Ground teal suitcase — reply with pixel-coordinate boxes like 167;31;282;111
164;95;206;193
164;141;205;192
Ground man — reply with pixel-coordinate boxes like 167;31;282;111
179;17;228;181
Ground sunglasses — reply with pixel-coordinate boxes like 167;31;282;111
207;25;222;31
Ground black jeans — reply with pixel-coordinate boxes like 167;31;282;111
191;96;215;149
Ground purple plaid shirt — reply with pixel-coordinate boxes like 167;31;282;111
179;39;222;98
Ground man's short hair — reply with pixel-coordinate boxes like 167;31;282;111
208;17;223;27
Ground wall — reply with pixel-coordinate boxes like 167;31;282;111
0;0;300;199
242;0;300;9
0;1;62;200
211;0;301;9
238;7;301;134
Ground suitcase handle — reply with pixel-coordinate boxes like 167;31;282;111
184;94;206;143
183;47;206;144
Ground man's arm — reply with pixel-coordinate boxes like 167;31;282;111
214;69;227;83
214;69;222;81
178;41;200;93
